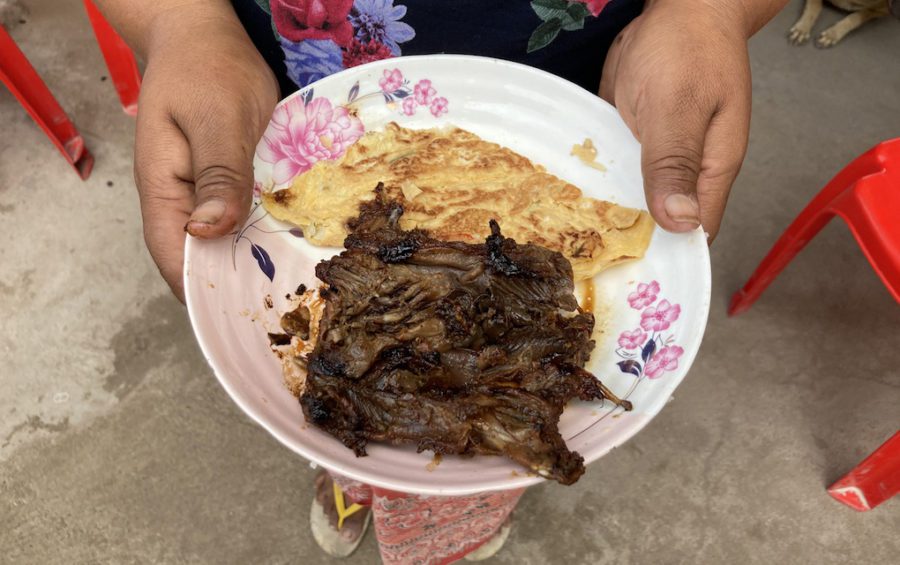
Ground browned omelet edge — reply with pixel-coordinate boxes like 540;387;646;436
262;123;654;280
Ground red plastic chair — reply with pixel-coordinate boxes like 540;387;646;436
729;138;900;511
0;2;139;178
729;138;900;314
83;0;141;116
0;24;94;179
827;432;900;512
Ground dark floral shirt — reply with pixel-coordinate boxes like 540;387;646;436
232;0;643;97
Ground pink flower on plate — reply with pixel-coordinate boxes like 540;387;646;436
252;181;263;199
413;79;436;105
429;96;449;117
401;96;417;116
628;280;660;309
644;345;684;379
618;328;647;350
640;299;681;332
379;68;404;93
256;96;365;185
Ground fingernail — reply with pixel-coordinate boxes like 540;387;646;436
664;193;700;225
190;198;227;225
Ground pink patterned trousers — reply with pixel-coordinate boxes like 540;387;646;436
330;472;524;565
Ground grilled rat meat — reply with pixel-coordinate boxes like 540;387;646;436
296;185;632;485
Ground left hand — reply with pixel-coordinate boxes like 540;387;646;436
600;0;756;241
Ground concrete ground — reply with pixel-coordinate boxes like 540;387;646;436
2;1;898;563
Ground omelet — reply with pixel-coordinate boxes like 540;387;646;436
262;123;654;281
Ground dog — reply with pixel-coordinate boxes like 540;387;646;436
0;0;28;30
788;0;892;47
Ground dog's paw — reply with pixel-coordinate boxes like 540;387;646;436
788;25;811;45
815;30;841;48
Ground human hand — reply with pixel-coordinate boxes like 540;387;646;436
600;0;762;241
134;6;278;301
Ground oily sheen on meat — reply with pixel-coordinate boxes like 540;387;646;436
274;185;632;485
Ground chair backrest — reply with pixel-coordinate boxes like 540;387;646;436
866;138;900;248
846;139;900;302
873;137;900;176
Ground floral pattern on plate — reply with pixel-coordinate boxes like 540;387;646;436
230;185;302;283
615;281;683;380
256;92;365;185
246;66;448;283
256;67;448;188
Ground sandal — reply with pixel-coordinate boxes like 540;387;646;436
309;471;372;558
463;513;513;561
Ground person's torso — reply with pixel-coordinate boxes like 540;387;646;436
232;0;643;96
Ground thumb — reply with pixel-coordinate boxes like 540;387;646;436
638;93;712;233
184;112;257;239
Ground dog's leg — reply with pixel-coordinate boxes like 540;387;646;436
815;7;889;48
789;0;824;45
0;0;29;29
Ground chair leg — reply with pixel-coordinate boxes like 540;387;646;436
0;26;94;180
83;0;141;116
728;147;886;316
727;203;836;316
828;432;900;511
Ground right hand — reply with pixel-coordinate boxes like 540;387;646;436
135;8;278;301
599;0;753;243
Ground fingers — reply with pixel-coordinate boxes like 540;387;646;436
599;23;628;105
638;84;712;234
134;106;194;302
182;101;257;239
133;67;273;300
600;4;752;242
694;90;750;242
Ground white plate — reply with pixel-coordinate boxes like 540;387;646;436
185;55;711;496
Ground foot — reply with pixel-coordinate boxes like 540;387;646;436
815;29;842;48
463;514;513;561
310;471;371;558
788;24;811;45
